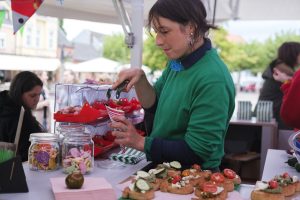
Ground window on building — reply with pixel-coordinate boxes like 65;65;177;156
25;27;32;47
35;29;41;48
48;30;54;49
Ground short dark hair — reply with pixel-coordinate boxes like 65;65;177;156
147;0;216;39
9;71;43;108
278;42;300;68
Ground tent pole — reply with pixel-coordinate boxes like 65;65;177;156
212;0;217;25
130;0;143;68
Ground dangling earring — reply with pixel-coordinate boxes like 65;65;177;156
189;32;195;47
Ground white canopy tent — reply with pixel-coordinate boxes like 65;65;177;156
38;0;300;24
0;54;60;71
65;57;121;73
36;0;300;70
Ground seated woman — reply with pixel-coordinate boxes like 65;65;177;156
0;71;45;161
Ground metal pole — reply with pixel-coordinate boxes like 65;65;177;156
130;0;143;68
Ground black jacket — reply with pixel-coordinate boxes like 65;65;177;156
0;90;43;161
257;65;292;130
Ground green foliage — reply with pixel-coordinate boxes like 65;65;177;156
212;28;300;73
102;28;300;74
143;33;168;72
103;34;130;64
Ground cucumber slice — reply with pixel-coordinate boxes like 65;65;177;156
156;169;167;179
153;168;165;175
135;179;150;191
170;161;182;169
137;171;150;179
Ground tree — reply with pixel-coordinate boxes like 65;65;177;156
103;34;130;64
143;33;168;72
212;28;300;73
211;28;258;72
103;28;300;75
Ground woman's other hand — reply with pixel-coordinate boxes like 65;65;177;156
109;115;145;151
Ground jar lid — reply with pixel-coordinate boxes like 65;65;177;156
29;133;58;142
57;124;85;132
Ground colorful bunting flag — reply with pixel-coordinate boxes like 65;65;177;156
11;0;44;34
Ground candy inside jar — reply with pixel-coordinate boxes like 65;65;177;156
28;133;60;171
62;130;94;174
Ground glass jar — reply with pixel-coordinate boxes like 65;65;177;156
28;133;60;171
62;129;94;174
56;123;85;143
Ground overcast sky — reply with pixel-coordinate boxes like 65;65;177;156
64;19;300;43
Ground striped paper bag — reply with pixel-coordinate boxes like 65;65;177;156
109;147;145;164
105;105;127;153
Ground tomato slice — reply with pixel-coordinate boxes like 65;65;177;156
202;182;218;193
223;168;236;179
282;172;290;178
269;180;278;189
210;172;225;183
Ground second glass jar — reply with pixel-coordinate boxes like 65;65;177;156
62;128;94;174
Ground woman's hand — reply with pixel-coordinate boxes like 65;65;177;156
112;68;146;92
273;68;292;83
109;115;145;151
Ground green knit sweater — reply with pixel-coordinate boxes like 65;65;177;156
144;49;235;169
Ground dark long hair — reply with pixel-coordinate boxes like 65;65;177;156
277;42;300;68
9;71;43;109
147;0;217;39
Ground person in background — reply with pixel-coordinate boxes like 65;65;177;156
57;70;80;109
63;69;78;84
33;71;51;131
0;71;45;161
98;73;113;85
273;65;300;129
257;42;300;129
109;0;235;170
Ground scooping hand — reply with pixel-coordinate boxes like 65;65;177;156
112;68;147;92
108;115;145;152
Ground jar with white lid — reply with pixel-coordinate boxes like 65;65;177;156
28;133;60;171
62;128;94;174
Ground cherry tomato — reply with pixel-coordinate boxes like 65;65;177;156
192;164;201;171
282;172;290;178
210;173;225;183
202;182;218;193
172;175;181;184
130;98;141;111
223;168;236;179
269;180;278;189
181;170;190;177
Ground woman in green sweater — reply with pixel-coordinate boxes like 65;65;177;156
109;0;235;170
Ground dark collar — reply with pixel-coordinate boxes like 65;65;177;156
180;38;212;69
